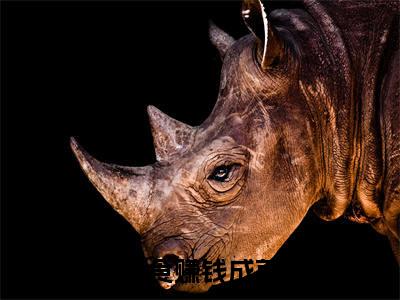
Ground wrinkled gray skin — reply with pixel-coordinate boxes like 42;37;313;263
71;0;400;293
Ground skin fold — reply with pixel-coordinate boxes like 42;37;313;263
71;0;400;292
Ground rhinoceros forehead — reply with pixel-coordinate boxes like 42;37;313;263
183;136;241;168
162;136;243;179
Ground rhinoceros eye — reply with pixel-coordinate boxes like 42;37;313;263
208;164;237;182
201;151;248;199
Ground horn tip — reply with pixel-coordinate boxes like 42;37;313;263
70;136;78;149
69;136;81;157
147;105;160;117
147;105;167;126
208;20;220;36
69;136;92;168
70;136;85;157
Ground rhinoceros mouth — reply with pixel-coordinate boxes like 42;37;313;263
158;269;179;290
155;254;182;289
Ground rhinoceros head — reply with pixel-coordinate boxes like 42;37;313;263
71;0;322;292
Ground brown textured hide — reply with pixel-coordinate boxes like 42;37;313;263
71;0;400;292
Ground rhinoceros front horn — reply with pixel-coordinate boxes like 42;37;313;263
70;137;155;234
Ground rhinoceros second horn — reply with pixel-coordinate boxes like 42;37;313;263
147;105;195;162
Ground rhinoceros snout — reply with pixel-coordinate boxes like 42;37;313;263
148;253;183;289
158;254;182;289
147;240;187;289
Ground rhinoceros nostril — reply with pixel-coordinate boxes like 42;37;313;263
163;254;181;269
154;254;182;290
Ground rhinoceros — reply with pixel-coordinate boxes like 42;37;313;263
70;0;400;293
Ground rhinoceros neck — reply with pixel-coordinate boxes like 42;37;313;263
302;0;398;224
339;4;398;230
298;0;357;220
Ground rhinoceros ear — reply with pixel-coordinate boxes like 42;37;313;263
209;20;236;59
147;105;195;161
242;0;284;70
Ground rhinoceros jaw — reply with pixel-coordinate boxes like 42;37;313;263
158;268;179;290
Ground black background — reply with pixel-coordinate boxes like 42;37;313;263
2;1;399;298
